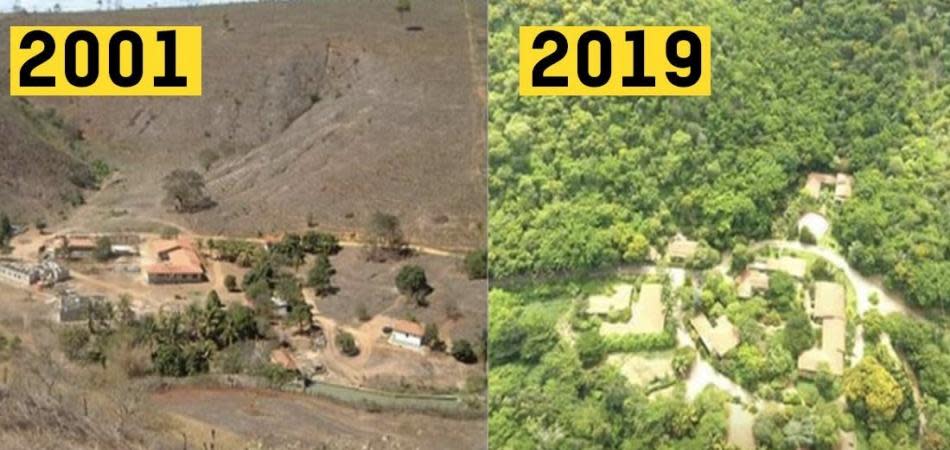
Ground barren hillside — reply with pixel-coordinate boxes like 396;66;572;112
0;0;487;249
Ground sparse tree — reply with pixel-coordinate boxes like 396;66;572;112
224;274;238;292
336;330;359;357
395;0;411;20
463;248;488;279
451;339;477;364
162;169;215;213
308;254;336;296
367;211;405;260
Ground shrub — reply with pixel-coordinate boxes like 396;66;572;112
451;339;478;364
336;331;360;357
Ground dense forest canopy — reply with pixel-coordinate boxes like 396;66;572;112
488;0;949;310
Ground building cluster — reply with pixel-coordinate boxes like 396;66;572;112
805;172;853;201
0;260;70;287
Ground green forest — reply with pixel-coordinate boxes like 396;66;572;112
489;0;949;449
488;0;949;312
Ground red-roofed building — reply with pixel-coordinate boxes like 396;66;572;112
146;239;205;284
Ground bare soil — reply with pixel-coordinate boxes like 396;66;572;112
0;0;487;250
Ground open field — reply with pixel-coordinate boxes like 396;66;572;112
0;0;487;250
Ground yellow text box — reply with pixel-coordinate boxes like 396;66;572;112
10;26;201;96
519;26;710;96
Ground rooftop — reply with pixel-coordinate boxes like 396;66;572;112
630;283;665;334
813;281;845;319
586;284;633;315
690;314;740;357
392;319;424;337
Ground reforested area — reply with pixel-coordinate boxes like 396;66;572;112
488;0;949;311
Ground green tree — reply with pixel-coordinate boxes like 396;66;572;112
782;308;816;357
843;356;904;425
224;274;238;292
162;169;214;213
575;330;605;368
93;236;113;261
396;265;431;306
307;254;336;296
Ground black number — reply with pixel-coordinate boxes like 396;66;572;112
64;30;99;87
109;31;144;87
19;30;56;87
531;30;568;87
154;30;187;87
665;30;702;87
576;30;611;87
622;30;655;87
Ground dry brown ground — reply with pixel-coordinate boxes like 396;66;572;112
0;0;487;250
151;387;487;450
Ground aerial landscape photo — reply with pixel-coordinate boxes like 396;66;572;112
0;0;488;448
489;1;948;450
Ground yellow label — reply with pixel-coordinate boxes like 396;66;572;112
519;26;710;96
10;26;201;96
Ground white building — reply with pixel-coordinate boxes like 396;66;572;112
389;319;424;349
0;262;39;286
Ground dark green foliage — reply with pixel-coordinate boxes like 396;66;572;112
301;231;341;255
575;330;605;368
463;248;488;279
307;254;336;296
451;339;477;364
798;226;817;245
396;265;432;306
782;308;817;357
368;211;405;258
766;272;797;312
809;259;835;281
0;213;12;246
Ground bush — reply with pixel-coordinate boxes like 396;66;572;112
463;248;488;279
575;330;605;368
602;331;676;353
224;274;239;292
799;226;817;244
451;339;478;364
336;331;360;357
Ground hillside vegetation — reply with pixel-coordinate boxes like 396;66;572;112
488;0;949;311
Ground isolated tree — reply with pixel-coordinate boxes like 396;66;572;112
396;265;431;306
224;274;238;292
463;248;488;279
93;236;113;261
162;169;215;213
336;331;359;357
288;300;313;333
0;213;12;246
367;211;405;259
451;339;477;364
302;231;341;255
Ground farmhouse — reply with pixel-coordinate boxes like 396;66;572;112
630;283;665;334
690;314;740;357
764;256;807;279
813;281;845;320
804;172;853;201
389;319;425;349
834;174;853;201
0;261;40;286
60;235;97;259
586;284;633;316
736;270;769;298
666;237;699;261
145;239;205;284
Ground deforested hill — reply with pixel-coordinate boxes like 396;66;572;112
0;0;487;249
